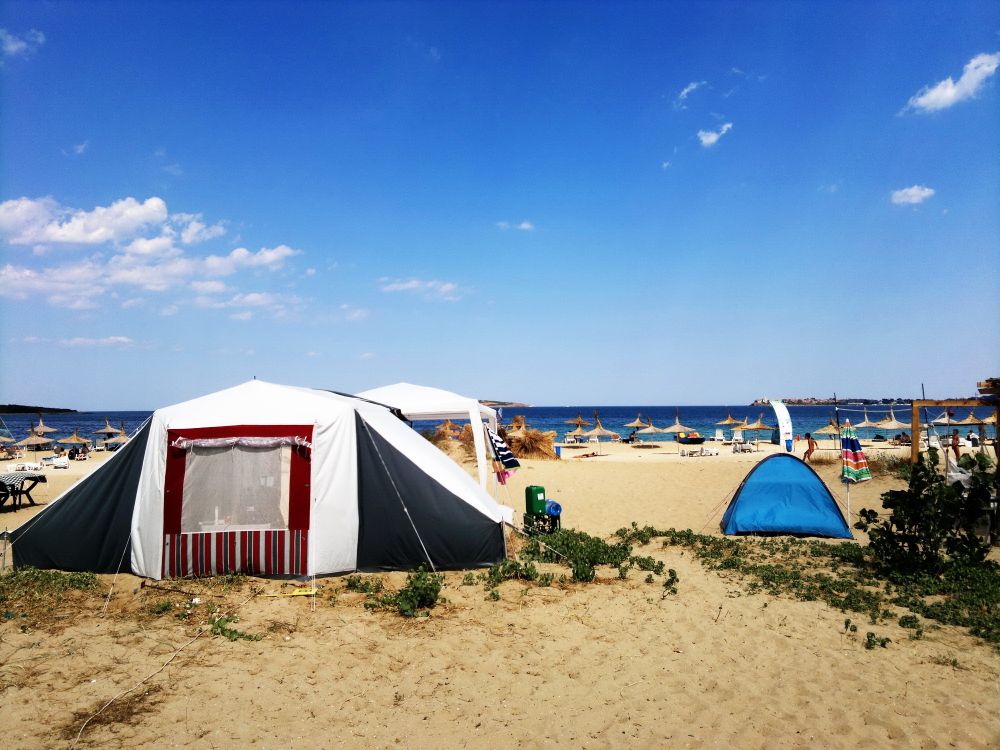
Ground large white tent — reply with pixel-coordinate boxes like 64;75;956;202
356;383;499;490
12;380;507;579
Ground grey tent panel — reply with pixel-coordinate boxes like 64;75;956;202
355;413;505;571
12;422;151;573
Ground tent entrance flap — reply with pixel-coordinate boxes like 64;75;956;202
161;424;313;577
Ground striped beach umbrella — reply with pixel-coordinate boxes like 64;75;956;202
840;419;871;523
840;420;872;483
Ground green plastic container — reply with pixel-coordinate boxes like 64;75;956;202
525;485;547;515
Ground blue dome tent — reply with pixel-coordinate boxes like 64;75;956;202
721;454;853;538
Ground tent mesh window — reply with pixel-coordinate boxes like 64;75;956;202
181;444;292;531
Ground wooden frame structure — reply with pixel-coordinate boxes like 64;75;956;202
910;399;1000;463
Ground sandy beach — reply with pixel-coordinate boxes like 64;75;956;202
1;441;998;749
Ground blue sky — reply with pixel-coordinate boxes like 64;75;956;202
2;1;998;409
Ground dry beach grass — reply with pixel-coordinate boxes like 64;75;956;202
0;442;998;748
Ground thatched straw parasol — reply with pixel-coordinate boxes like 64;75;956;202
93;418;121;438
716;412;742;425
982;412;997;425
0;434;13;443
954;410;984;426
564;425;589;439
813;420;841;436
16;428;53;448
564;414;592;428
57;429;92;446
624;414;647;429
585;417;620;440
854;408;880;430
435;419;461;438
662;409;693;435
33;414;59;435
743;413;774;432
876;407;908;432
637;417;665;435
103;422;130;446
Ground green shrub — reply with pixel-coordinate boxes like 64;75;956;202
0;568;97;604
855;449;993;573
344;575;384;594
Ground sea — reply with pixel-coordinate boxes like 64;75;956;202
1;404;994;446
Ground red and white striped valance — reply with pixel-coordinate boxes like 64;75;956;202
163;530;308;578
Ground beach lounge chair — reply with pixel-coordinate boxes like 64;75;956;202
713;429;725;443
51;456;69;469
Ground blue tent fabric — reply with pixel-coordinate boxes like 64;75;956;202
721;454;853;538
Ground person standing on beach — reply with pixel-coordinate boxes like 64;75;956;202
951;429;961;462
804;433;817;463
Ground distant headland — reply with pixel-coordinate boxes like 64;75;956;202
481;400;531;408
751;397;912;407
0;404;78;414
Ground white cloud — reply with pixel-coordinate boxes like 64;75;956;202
891;185;935;205
0;196;167;245
0;195;304;317
230;311;253;321
229;292;276;307
306;351;319;358
182;219;223;244
58;336;134;348
305;267;317;276
73;140;89;156
359;352;375;360
497;220;534;231
339;304;369;321
0;28;45;58
675;80;706;109
379;277;462;300
160;305;179;316
0;196;58;243
125;234;179;258
203;245;299;276
697;122;733;147
818;182;841;194
904;52;1000;113
661;161;671;170
162;163;183;177
190;280;228;294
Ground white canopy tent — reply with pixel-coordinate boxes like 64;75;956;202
356;383;499;490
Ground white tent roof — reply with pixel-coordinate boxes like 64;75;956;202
356;383;498;489
357;383;497;425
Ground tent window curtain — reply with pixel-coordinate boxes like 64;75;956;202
180;444;291;532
